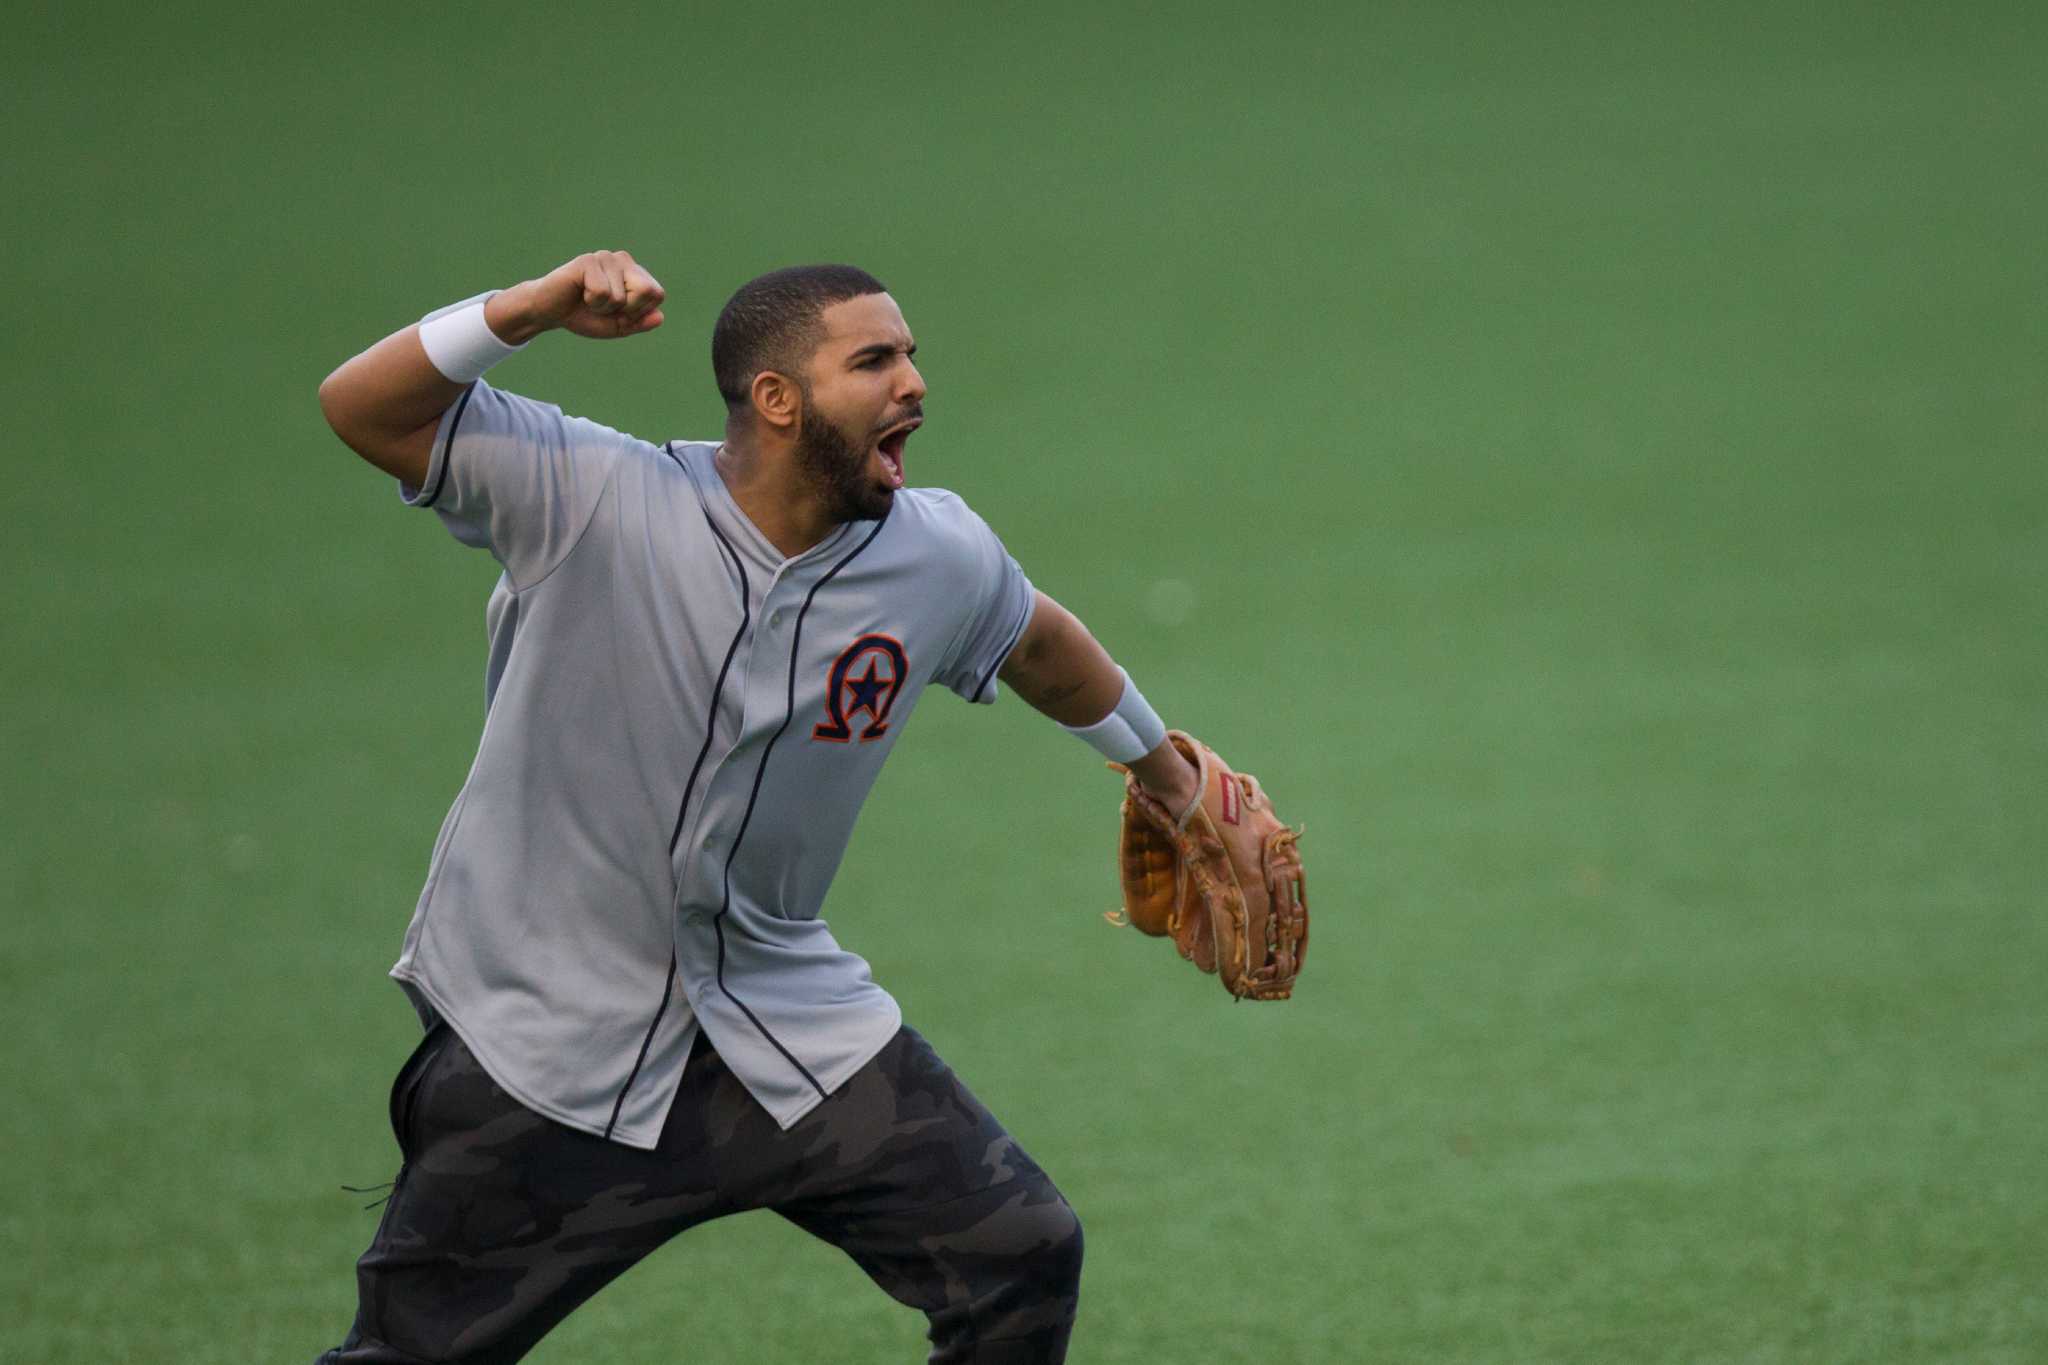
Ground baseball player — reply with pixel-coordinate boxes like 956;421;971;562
311;251;1205;1364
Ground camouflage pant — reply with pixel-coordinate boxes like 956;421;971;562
316;1024;1081;1364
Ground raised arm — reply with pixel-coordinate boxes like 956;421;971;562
317;250;666;486
999;590;1200;813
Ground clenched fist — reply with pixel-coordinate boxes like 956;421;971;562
486;250;666;344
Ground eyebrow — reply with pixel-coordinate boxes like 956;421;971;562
847;340;917;365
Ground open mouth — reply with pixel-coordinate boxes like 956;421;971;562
875;417;920;489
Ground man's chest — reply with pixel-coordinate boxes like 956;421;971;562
587;506;966;759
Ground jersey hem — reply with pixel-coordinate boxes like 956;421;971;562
391;967;905;1145
390;967;671;1152
748;996;906;1132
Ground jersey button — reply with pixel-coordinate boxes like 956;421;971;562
769;609;786;627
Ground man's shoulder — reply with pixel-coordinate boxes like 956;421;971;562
885;486;990;553
470;380;651;449
873;488;1013;591
892;485;987;530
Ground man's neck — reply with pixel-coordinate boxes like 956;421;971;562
713;435;837;560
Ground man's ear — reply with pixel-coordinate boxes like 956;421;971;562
750;370;801;434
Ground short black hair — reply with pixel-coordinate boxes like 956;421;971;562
712;264;888;411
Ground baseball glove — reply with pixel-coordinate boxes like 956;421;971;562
1110;730;1307;1000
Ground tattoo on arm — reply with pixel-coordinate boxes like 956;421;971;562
1027;680;1086;708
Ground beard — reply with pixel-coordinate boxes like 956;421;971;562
794;403;895;524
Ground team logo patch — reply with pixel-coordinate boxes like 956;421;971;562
813;634;909;743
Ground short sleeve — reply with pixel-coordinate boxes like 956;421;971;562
931;499;1035;704
399;381;629;590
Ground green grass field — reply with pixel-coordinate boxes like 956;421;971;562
6;2;2044;1360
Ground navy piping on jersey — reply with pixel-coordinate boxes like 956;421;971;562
712;505;893;1100
415;381;477;509
602;954;675;1141
669;484;752;856
604;445;756;1139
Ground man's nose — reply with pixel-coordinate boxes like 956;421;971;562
898;360;927;405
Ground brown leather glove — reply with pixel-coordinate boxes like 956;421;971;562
1112;731;1307;1000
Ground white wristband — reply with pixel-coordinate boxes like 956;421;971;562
1061;668;1168;764
417;291;528;383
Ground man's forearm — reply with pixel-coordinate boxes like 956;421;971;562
317;252;666;487
1000;593;1124;726
1000;592;1200;813
316;284;551;482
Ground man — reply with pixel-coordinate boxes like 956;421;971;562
314;251;1200;1364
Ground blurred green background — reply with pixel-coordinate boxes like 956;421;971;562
5;2;2043;1361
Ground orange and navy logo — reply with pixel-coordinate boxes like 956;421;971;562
813;634;909;743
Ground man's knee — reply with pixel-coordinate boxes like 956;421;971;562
1021;1192;1083;1305
978;1185;1081;1300
935;1184;1083;1358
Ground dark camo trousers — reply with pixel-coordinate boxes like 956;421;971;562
316;1023;1081;1364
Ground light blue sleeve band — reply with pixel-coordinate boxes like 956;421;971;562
1060;668;1167;763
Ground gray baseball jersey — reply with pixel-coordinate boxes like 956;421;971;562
388;380;1033;1149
